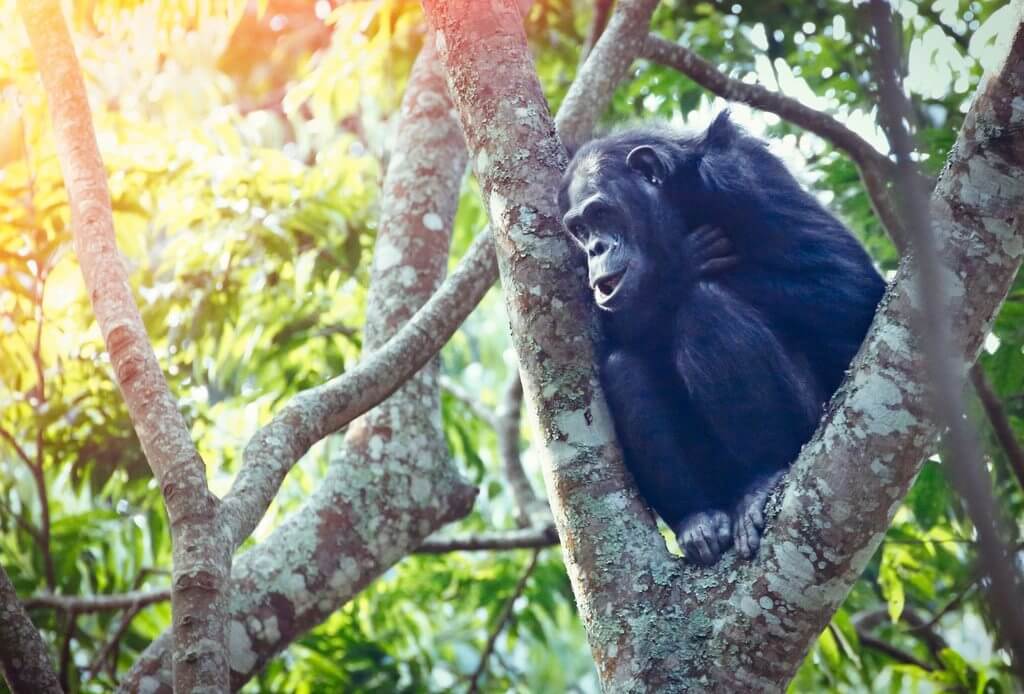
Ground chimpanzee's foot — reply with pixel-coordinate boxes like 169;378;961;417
732;470;786;559
674;510;732;566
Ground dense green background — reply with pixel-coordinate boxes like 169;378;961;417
0;0;1020;691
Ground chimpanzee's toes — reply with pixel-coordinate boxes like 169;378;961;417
675;510;733;566
732;471;785;559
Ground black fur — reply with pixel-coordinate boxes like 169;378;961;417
557;112;885;565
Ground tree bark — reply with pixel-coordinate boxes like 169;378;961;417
17;1;229;690
0;566;61;693
424;0;1024;690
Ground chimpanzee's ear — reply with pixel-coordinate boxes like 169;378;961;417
703;110;741;151
626;145;668;185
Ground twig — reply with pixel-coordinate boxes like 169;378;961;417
915;2;970;53
23;588;170;613
970;365;1024;493
417;526;558;554
854;625;934;671
58;609;75;691
466;549;541;693
854;607;948;666
29;276;55;592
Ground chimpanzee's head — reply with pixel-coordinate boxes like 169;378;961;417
557;112;775;312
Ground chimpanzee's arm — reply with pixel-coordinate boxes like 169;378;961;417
600;349;731;564
673;283;824;557
673;282;820;468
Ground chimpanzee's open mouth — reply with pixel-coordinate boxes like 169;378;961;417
593;269;626;302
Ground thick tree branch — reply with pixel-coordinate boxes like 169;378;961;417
417;526;559;553
556;0;660;143
640;34;910;250
17;1;228;690
218;228;497;547
0;564;61;693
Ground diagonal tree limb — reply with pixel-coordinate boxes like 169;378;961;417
0;564;61;693
16;1;228;690
971;365;1024;493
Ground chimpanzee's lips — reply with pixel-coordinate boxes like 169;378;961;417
593;268;627;304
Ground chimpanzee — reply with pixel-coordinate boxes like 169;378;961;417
557;112;885;565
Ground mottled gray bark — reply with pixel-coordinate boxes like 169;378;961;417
17;1;229;691
424;0;1024;690
0;566;61;693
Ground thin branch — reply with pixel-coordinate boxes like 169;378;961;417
916;2;970;53
0;425;55;590
854;627;934;671
495;371;539;527
442;371;540;527
23;588;169;613
0;426;36;470
57;610;75;692
467;549;541;694
0;495;44;545
854;608;948;666
30;279;55;591
640;33;910;250
417;526;559;554
869;0;1024;678
971;364;1024;493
